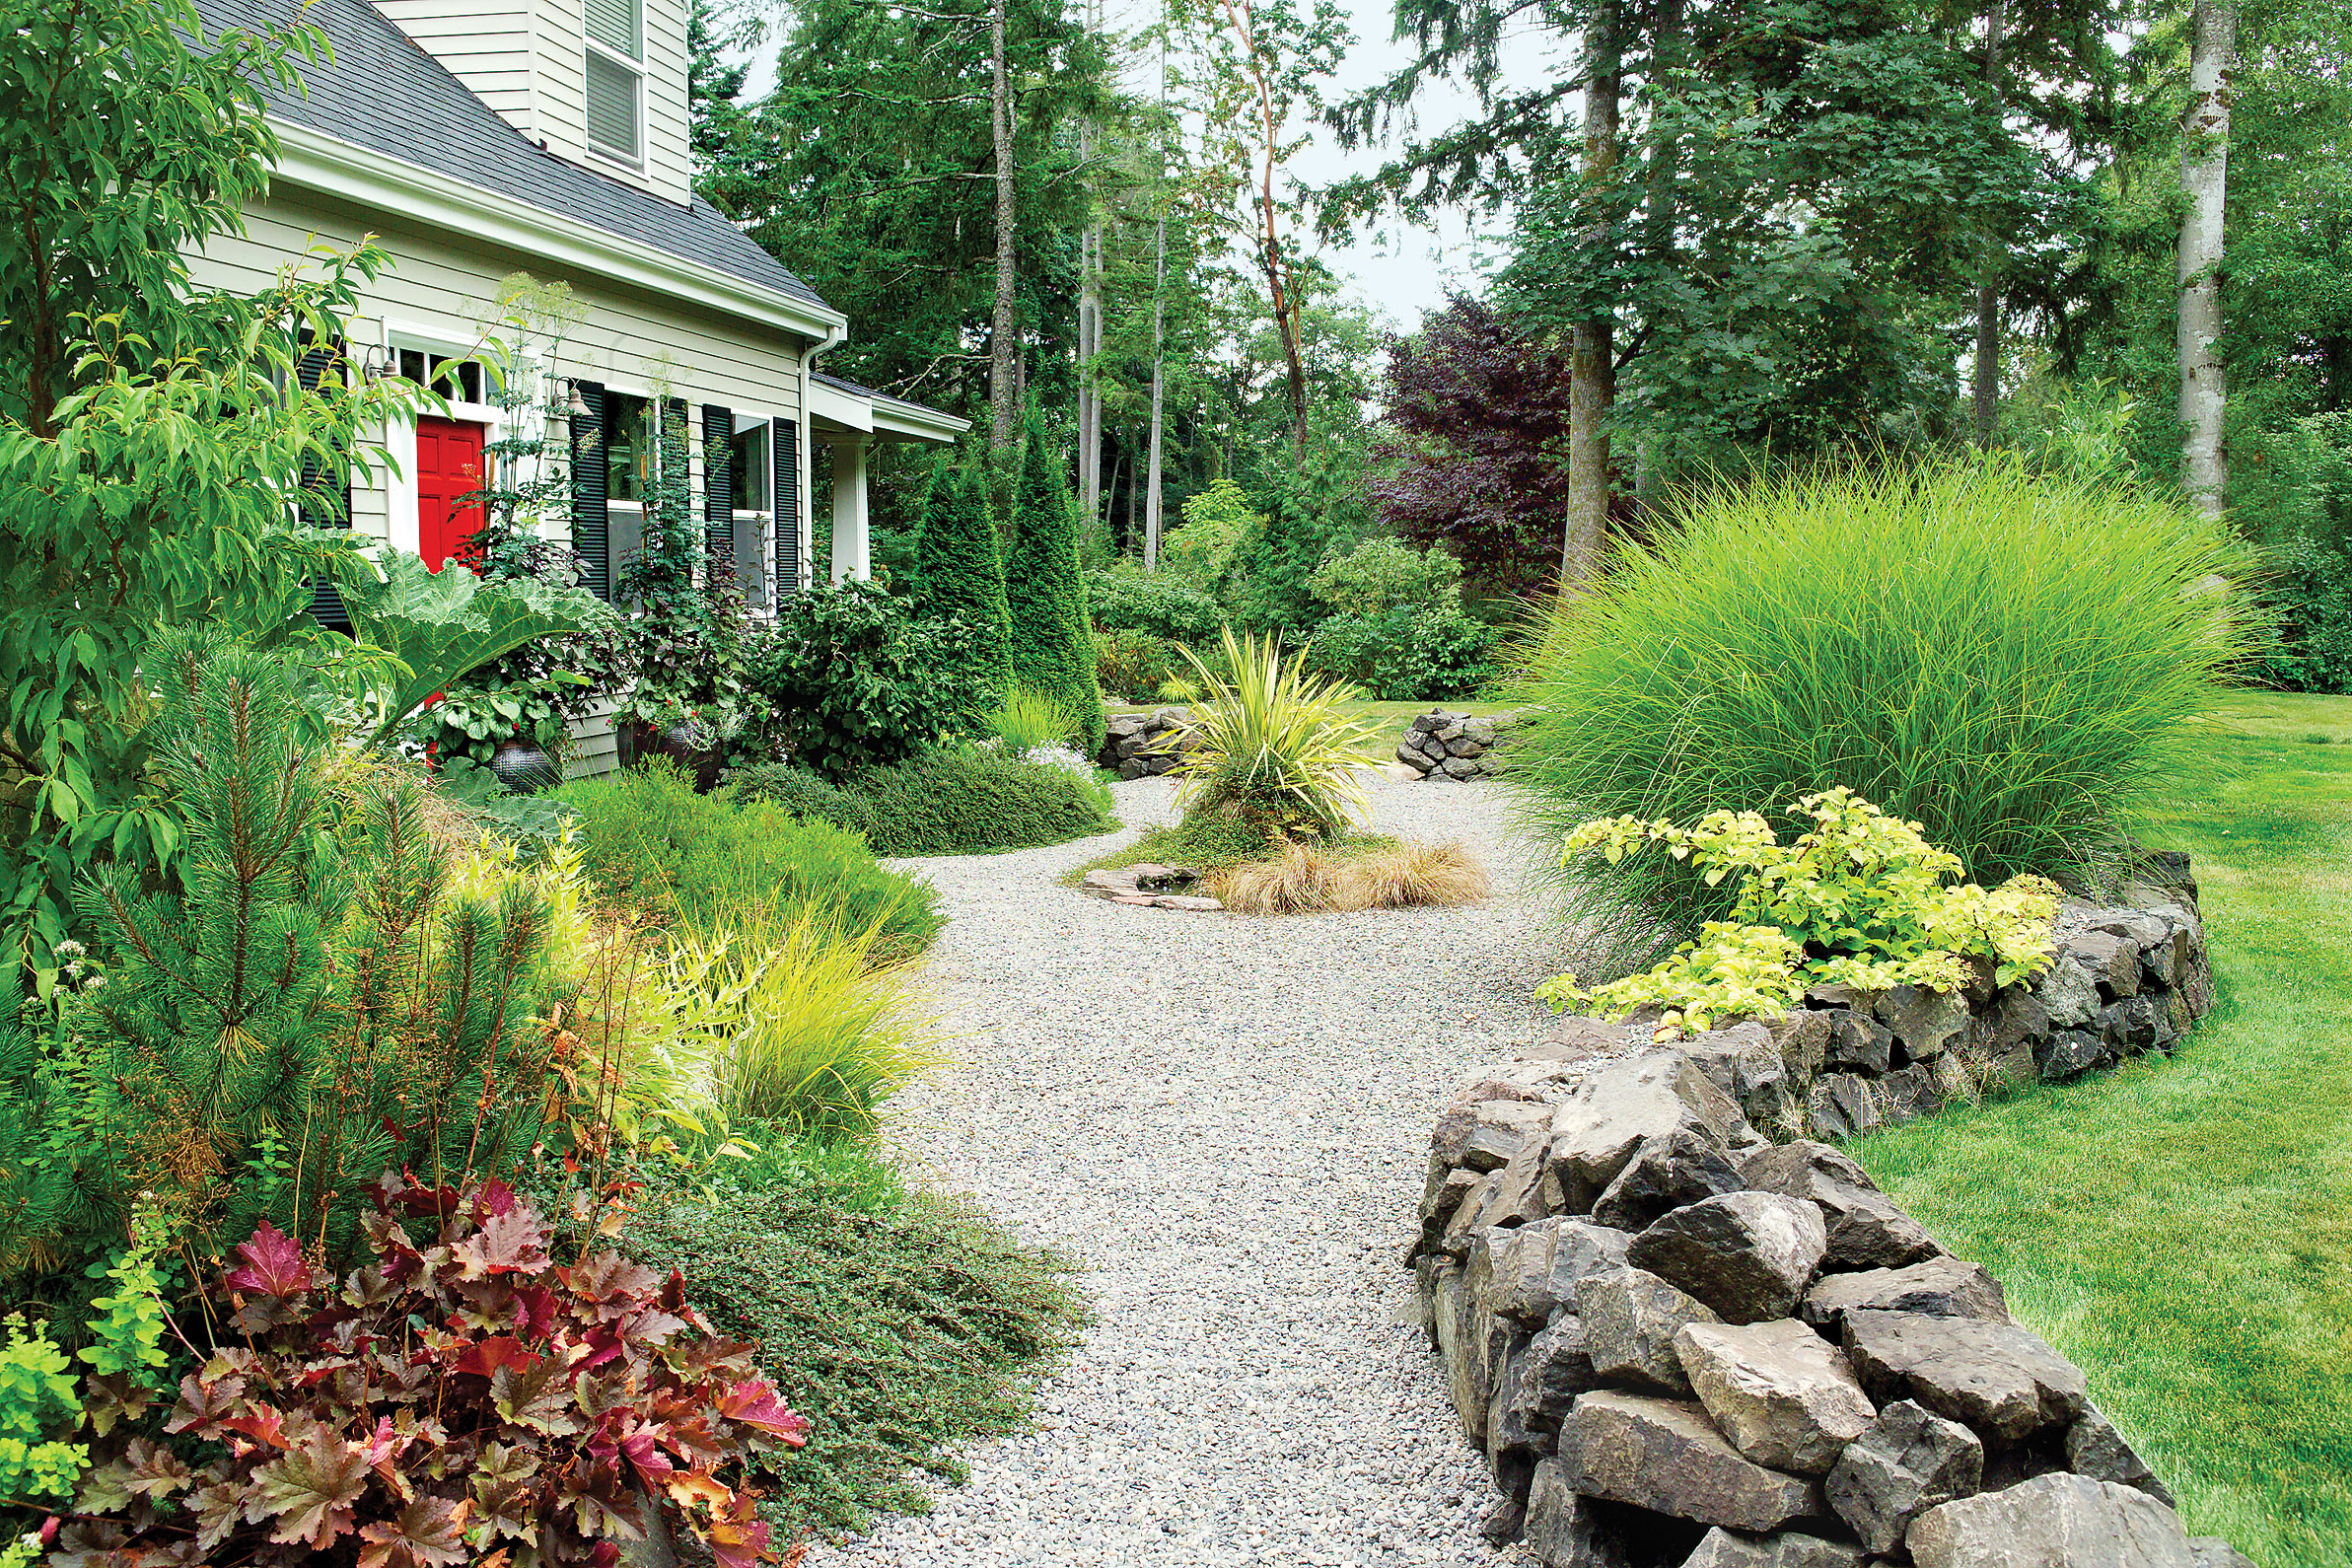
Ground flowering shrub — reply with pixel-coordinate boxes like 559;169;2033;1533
54;1173;807;1568
1539;787;2061;1037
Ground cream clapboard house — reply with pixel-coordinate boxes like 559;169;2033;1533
184;0;968;772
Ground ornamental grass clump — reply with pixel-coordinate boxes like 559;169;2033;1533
1540;787;2061;1038
1174;628;1382;840
1512;455;2253;958
1211;838;1491;915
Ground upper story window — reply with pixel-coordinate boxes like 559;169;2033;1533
584;0;644;164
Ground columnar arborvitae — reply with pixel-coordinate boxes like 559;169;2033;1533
1002;410;1105;751
912;458;1013;688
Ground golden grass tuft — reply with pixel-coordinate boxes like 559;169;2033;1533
1210;837;1491;915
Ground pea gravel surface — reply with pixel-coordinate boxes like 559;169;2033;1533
806;772;1578;1568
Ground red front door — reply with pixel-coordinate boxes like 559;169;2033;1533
416;417;487;571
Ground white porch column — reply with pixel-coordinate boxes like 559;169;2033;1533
828;436;871;584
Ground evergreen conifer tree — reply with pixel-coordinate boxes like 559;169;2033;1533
1003;410;1105;751
912;457;1014;688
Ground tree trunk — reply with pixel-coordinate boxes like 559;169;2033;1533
1146;208;1167;569
989;0;1018;453
1971;0;2006;447
1632;0;1680;521
1218;0;1310;461
1565;3;1621;583
2177;0;2235;514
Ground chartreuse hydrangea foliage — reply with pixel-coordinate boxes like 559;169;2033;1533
1540;788;2061;1037
50;1174;808;1568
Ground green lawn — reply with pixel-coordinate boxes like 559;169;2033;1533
1854;691;2352;1568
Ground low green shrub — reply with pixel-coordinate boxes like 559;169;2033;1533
1087;566;1226;642
2254;536;2352;693
733;747;1116;857
556;761;944;955
1307;535;1464;613
1305;603;1495;699
623;1156;1088;1538
1540;788;2061;1037
742;581;996;779
1094;628;1180;702
1512;456;2254;957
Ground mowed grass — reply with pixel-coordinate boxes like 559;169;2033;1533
1853;691;2352;1568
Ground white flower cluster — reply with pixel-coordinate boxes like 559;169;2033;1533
1022;744;1099;782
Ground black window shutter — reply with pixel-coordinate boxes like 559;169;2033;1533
296;338;353;629
701;403;733;586
772;418;800;594
570;381;610;600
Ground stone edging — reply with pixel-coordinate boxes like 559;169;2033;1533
1408;860;2252;1565
1078;862;1224;911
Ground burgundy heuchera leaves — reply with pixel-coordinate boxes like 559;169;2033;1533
56;1173;809;1568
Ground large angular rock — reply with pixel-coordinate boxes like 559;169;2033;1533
1840;1310;2089;1442
1875;984;1970;1060
2031;953;2102;1029
1874;1065;1946;1126
1678;1530;1867;1568
1524;1461;1640;1568
1677;1023;1799;1130
1826;1012;1895;1076
1823;1398;1984;1552
1548;1054;1750;1212
1593;1127;1747;1231
1582;1266;1722;1394
1434;1098;1551;1170
1804;1073;1883;1141
1905;1473;2198;1567
1739;1142;1944;1271
2065;931;2143;1000
1628;1193;1829;1324
1764;1010;1833;1082
1799;1257;2010;1332
1479;1217;1638;1325
2187;1542;2257;1568
2067;1407;2178;1509
1673;1319;1877;1474
2037;1027;2106;1080
1512;1314;1604;1427
1558;1390;1820;1533
1488;1326;1545;1499
1485;1132;1557;1228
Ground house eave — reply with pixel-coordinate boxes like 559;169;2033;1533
267;120;850;342
867;400;970;443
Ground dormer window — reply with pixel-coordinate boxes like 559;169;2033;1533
584;0;644;164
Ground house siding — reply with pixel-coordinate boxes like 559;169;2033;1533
184;187;816;773
371;0;536;131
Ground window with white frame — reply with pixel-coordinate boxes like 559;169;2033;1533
584;0;643;164
730;414;771;606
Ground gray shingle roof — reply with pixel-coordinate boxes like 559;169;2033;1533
194;0;832;313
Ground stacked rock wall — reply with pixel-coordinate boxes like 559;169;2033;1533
1099;707;1201;778
1396;710;1530;779
1410;865;2250;1566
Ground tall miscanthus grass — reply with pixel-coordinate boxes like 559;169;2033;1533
1511;456;2256;964
1173;628;1382;839
988;685;1081;756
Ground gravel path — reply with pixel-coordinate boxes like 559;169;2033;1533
807;772;1573;1568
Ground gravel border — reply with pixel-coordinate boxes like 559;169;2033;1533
806;773;1574;1568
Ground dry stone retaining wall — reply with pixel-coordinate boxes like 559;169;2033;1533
1099;707;1201;778
1396;709;1532;779
1409;861;2252;1566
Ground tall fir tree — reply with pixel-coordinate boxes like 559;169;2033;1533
1004;410;1105;750
913;458;1014;687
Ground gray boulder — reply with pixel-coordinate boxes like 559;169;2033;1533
1875;984;1969;1059
1738;1141;1944;1271
1826;1012;1895;1075
1674;1318;1878;1474
1582;1266;1722;1394
1524;1460;1641;1568
1805;1073;1883;1141
1548;1054;1750;1212
1677;1530;1867;1568
1765;1011;1833;1082
2067;1406;2178;1509
1593;1127;1747;1231
2036;1027;2106;1081
2031;953;2102;1029
1677;1023;1800;1129
2066;931;2143;1000
1840;1309;2089;1442
1799;1256;2011;1333
1512;1314;1604;1427
1906;1473;2199;1567
1628;1192;1829;1324
1558;1390;1820;1533
1823;1398;1984;1552
1479;1217;1638;1325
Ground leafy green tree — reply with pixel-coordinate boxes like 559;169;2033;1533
0;0;604;983
1004;411;1105;748
913;458;1016;686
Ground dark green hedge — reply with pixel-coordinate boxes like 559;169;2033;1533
731;745;1116;857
